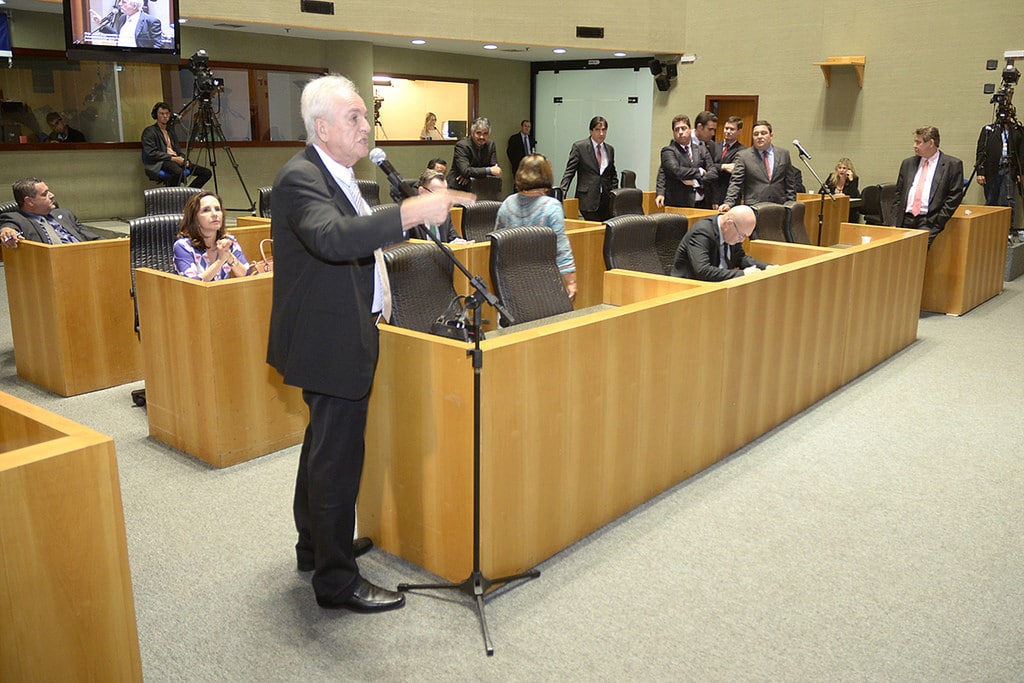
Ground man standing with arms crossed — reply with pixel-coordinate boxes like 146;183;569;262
268;74;471;612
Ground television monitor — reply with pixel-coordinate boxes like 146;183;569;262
63;0;180;64
444;120;467;140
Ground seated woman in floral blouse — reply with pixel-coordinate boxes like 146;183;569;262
173;191;250;281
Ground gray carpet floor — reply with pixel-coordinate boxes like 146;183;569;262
1;265;1022;681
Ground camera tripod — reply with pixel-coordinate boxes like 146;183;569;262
178;93;256;213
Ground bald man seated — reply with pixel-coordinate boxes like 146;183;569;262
670;204;770;281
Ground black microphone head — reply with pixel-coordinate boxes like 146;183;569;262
369;147;387;166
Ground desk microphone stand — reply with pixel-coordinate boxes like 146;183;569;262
796;148;835;245
396;216;540;656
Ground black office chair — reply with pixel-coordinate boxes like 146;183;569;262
860;184;883;225
878;182;899;226
470;176;503;201
144;186;202;216
650;212;689;275
382;242;460;334
488;225;573;327
356;179;381;207
603;215;662;274
0;201;17;215
459;200;503;242
258;186;273;218
750;202;788;241
609;187;645;217
620;169;637;189
128;213;183;406
785;200;809;244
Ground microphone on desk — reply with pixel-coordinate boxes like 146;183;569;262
369;147;416;199
793;139;812;159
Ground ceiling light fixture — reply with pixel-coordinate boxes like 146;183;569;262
553;48;567;54
411;39;426;45
483;44;498;50
614;52;627;57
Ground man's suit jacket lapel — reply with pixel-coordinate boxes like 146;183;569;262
927;152;947;214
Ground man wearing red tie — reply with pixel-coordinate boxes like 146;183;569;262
891;126;964;248
559;116;618;221
720;119;796;211
710;116;746;208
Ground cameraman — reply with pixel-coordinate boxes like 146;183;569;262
975;108;1024;238
142;102;212;188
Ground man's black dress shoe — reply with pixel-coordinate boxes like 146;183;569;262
297;537;373;571
316;577;406;612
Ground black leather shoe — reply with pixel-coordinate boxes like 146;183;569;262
316;578;405;612
297;538;374;571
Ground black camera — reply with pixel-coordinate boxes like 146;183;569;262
188;50;225;99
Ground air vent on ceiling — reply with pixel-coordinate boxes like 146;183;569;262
576;26;604;39
301;0;335;15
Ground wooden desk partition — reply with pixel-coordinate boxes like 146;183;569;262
920;205;1009;315
134;269;306;468
2;238;142;396
0;391;141;681
359;227;928;582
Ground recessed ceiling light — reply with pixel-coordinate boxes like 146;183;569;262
178;17;188;23
483;44;498;50
553;48;567;54
411;39;426;45
614;52;627;57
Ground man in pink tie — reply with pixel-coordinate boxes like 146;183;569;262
891;126;964;248
719;119;796;211
559;116;618;221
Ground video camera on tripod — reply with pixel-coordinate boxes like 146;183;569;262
187;50;224;101
985;57;1021;124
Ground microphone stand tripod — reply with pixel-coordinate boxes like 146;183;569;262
395;216;540;656
797;151;835;246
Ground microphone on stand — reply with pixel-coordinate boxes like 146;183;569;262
369;147;416;200
793;139;812;159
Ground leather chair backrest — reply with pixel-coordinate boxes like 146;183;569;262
470;176;503;201
460;200;502;242
750;202;788;242
878;182;898;226
609;187;644;217
488;225;573;327
0;201;17;215
603;215;662;274
785;200;809;243
144;186;202;216
258;186;273;218
620;169;637;189
650;212;689;275
129;213;183;333
355;179;381;207
383;242;459;334
859;184;883;225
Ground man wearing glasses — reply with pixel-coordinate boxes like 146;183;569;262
671;204;770;281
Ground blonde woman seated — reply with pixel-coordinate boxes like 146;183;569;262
495;154;577;301
173;191;250;281
825;157;860;198
420;112;444;140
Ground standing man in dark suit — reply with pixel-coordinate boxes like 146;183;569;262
506;119;535;176
975;114;1023;236
671;204;769;281
891;125;964;248
720;119;796;211
447;117;501;192
141;102;212;188
268;74;469;613
710;116;745;208
559;116;618;221
655;114;716;209
0;177;100;248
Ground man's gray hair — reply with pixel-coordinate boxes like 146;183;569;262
301;74;358;146
122;0;142;10
470;117;491;134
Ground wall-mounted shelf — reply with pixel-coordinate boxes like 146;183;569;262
813;56;865;88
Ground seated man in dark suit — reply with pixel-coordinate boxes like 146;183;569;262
0;177;101;249
406;170;465;242
671;204;770;281
45;112;86;143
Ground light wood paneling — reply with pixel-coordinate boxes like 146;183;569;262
798;192;851;246
920;205;1009;315
0;392;141;682
359;229;927;582
2;238;141;396
134;269;307;468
